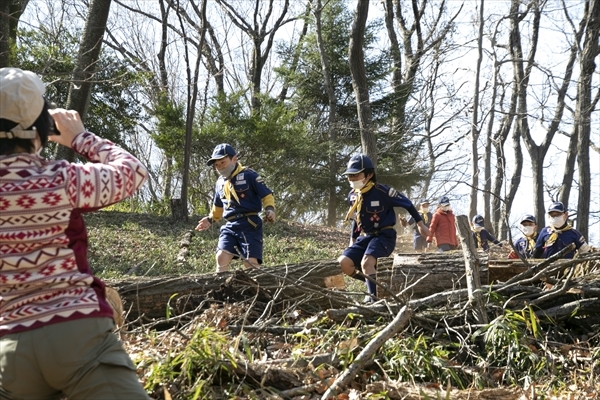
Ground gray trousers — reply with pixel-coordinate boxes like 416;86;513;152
0;317;149;400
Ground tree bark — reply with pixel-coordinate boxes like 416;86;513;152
58;0;112;162
348;0;376;162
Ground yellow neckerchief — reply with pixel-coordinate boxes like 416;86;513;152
472;228;482;248
223;163;245;209
343;181;375;225
526;233;537;252
545;223;572;247
420;209;429;224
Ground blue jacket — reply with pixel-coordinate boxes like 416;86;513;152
533;225;587;259
210;165;274;224
510;234;538;259
347;183;421;239
472;229;501;251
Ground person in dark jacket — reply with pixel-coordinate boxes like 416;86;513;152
426;196;458;252
508;214;539;259
338;154;429;302
532;202;590;259
471;214;502;251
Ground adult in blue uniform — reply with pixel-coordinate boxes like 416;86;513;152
403;199;432;252
471;214;502;251
508;214;538;259
195;144;276;272
533;201;590;259
338;154;430;302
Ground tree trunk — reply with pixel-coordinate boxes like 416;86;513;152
313;0;338;227
575;0;600;239
58;0;112;162
348;0;376;162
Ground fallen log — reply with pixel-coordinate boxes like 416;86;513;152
106;260;349;321
378;251;488;299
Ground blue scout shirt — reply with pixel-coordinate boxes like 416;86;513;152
347;183;421;239
472;229;501;251
534;225;587;259
210;164;274;223
511;234;538;259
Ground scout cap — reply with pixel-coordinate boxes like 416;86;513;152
0;67;46;139
547;201;566;213
419;199;429;205
207;143;236;166
520;214;537;224
472;214;484;227
438;196;450;206
343;154;374;175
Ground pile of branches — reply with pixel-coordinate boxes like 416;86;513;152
117;244;600;399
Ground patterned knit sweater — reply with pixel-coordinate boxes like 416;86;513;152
0;132;148;336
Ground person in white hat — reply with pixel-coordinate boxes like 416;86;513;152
0;68;150;399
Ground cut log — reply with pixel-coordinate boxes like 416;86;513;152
378;252;489;299
105;260;348;321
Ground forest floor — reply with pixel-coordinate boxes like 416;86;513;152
86;210;600;400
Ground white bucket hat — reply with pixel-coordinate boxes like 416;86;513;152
0;67;46;139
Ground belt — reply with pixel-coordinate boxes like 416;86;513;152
365;225;395;236
225;212;259;222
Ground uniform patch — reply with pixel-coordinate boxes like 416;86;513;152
350;194;357;202
236;180;247;185
388;188;398;197
371;201;380;206
256;176;264;183
237;173;245;180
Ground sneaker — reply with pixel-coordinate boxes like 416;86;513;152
363;294;376;304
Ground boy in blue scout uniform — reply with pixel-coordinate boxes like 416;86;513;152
195;144;276;272
533;201;590;259
471;214;502;251
405;199;432;252
508;214;539;259
338;154;430;302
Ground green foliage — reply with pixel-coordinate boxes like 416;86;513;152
84;210;347;277
191;92;326;219
475;308;549;386
380;335;469;389
142;326;239;398
13;27;145;152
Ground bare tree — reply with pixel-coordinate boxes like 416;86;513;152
216;0;293;112
348;0;375;162
57;0;112;161
574;0;600;239
468;0;486;220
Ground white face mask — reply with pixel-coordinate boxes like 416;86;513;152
350;179;366;190
421;206;429;212
217;162;236;178
473;226;483;232
441;205;451;212
520;226;536;236
549;215;566;228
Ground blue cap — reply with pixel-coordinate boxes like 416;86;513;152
547;201;566;213
207;143;236;166
472;214;484;227
520;214;537;224
343;154;374;175
438;196;450;206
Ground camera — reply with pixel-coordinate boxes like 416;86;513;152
48;101;61;136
